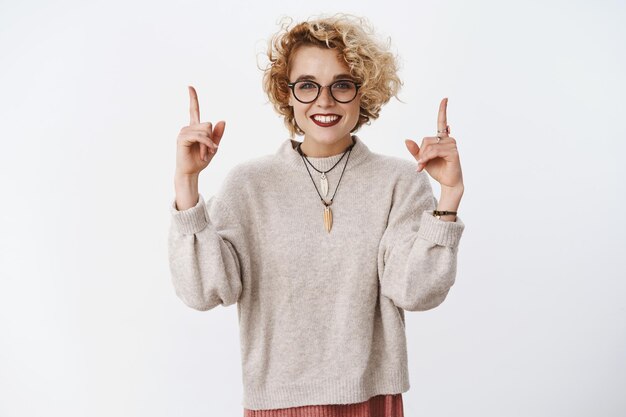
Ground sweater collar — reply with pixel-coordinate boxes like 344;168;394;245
277;134;371;172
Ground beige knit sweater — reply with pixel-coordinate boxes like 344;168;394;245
168;135;465;410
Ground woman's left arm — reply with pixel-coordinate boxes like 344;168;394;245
378;97;466;311
377;172;465;312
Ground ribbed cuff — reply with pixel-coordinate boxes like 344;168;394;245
417;210;465;247
170;193;209;235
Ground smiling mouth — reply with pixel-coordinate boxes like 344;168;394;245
311;114;342;127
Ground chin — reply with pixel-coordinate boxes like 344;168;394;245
309;133;349;144
306;126;352;142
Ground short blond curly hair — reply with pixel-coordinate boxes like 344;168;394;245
262;13;403;137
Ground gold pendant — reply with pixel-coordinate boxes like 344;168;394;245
323;205;333;233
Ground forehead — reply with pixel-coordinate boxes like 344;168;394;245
289;45;350;80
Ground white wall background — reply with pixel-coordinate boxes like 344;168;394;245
1;0;624;416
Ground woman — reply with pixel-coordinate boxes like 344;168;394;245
168;13;465;416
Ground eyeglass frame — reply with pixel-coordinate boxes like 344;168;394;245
287;79;362;104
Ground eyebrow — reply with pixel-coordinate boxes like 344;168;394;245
294;73;355;82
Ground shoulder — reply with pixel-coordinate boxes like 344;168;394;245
215;154;278;205
210;156;272;223
370;152;415;171
365;152;436;213
221;154;275;186
366;151;431;188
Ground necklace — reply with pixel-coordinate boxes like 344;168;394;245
297;137;356;233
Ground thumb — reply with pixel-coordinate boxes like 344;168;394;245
405;139;420;158
212;121;226;146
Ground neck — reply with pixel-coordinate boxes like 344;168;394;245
299;134;354;157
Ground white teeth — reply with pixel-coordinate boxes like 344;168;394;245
313;115;339;123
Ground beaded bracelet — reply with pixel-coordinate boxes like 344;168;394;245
433;210;457;220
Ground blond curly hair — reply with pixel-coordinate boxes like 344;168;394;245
261;13;403;137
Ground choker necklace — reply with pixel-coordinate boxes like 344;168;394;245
297;137;356;233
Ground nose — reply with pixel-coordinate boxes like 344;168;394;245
315;86;336;107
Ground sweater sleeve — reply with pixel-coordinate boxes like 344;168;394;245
167;193;246;311
377;171;465;312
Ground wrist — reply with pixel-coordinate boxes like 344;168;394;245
441;184;464;198
174;173;200;211
436;185;463;222
175;172;199;186
437;188;463;212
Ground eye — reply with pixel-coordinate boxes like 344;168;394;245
297;81;317;90
333;81;354;90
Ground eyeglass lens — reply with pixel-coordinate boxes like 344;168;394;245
293;80;357;103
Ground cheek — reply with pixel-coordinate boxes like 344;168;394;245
348;103;361;120
347;103;362;129
292;105;308;123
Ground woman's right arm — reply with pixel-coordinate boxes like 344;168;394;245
168;190;245;311
168;86;244;311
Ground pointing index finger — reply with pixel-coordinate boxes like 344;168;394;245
437;97;449;138
189;85;200;125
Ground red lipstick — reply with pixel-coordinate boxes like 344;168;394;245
310;114;342;127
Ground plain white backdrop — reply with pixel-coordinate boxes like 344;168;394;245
1;0;624;416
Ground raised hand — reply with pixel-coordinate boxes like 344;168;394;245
175;86;226;177
404;98;463;190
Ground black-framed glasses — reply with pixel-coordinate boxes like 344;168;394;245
287;79;362;104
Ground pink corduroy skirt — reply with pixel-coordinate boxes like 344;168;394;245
243;393;404;417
